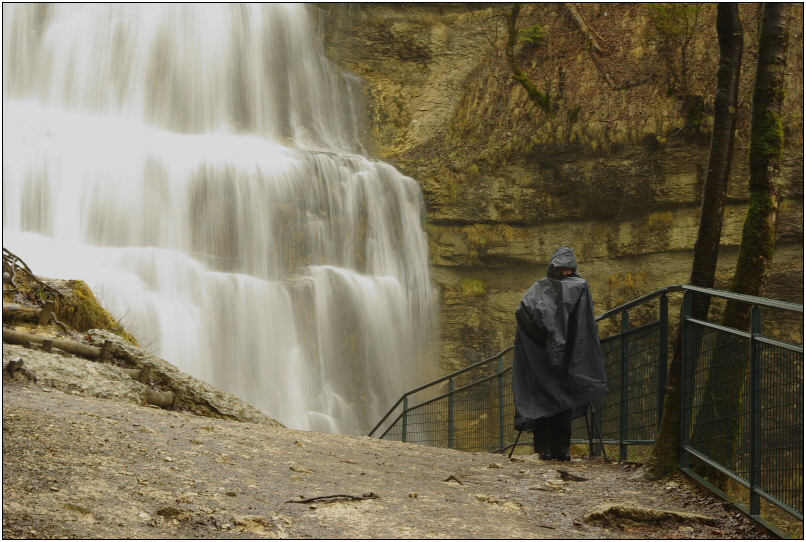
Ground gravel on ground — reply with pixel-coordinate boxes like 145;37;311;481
2;374;771;539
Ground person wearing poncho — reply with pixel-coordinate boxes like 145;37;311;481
512;246;608;461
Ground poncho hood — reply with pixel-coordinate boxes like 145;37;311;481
512;251;607;431
547;246;579;279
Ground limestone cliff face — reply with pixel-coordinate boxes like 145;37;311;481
323;3;804;373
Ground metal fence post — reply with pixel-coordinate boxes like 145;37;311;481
591;399;603;457
680;291;693;470
658;293;669;427
498;355;505;452
402;396;408;444
448;378;455;449
620;310;630;461
749;305;763;517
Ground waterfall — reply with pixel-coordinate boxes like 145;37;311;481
3;3;438;435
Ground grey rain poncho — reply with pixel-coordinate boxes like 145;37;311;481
512;247;608;431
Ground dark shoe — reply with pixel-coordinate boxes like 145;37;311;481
537;450;553;461
553;452;571;461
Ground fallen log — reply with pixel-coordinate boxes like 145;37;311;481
565;3;619;89
121;368;142;379
145;389;178;410
21;340;71;357
565;3;606;55
3;304;41;322
119;365;153;384
3;328;111;361
3;301;69;330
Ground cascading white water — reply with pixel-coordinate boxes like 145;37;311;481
3;3;438;435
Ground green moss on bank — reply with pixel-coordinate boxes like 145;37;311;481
461;279;488;298
58;281;139;346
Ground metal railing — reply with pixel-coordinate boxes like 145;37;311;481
368;285;803;531
678;286;804;531
367;346;516;452
369;286;674;456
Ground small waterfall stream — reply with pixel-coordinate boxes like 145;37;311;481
3;3;438;435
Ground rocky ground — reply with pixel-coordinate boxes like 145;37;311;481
2;347;772;540
0;267;779;540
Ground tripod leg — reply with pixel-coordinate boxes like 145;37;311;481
590;403;609;461
508;431;523;459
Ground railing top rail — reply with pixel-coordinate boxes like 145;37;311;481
377;365;517;439
368;345;514;437
680;284;803;312
405;344;514;397
596;285;681;321
596;284;803;322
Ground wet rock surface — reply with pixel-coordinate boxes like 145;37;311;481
2;376;770;539
1;330;282;428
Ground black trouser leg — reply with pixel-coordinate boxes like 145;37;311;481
548;409;573;457
532;417;553;454
533;409;573;457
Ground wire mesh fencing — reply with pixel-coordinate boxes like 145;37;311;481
369;347;518;452
372;296;670;459
682;294;804;525
685;325;752;479
595;320;664;460
369;285;803;530
758;340;804;518
378;369;518;452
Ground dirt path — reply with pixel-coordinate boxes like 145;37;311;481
2;377;769;540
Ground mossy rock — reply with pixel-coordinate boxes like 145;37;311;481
38;279;138;346
60;280;139;345
3;257;138;346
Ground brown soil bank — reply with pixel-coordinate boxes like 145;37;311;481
3;373;770;539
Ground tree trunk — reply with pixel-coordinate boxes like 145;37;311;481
145;389;178;409
723;2;788;322
3;304;41;321
688;3;744;321
2;328;111;361
690;2;790;481
640;3;744;481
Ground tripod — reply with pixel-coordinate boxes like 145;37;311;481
507;403;609;460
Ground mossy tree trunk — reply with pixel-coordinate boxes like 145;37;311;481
691;3;789;479
640;3;744;481
723;2;788;321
